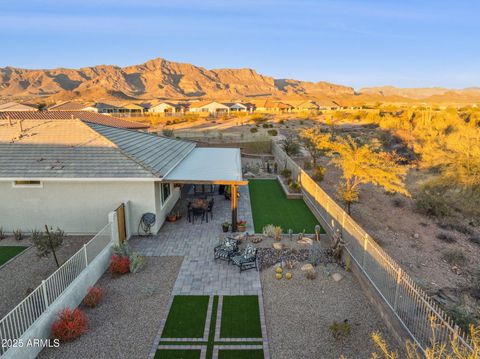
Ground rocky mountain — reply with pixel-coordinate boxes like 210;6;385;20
0;58;354;101
360;86;480;101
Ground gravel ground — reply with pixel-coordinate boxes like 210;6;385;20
0;235;91;318
262;262;401;359
39;256;183;359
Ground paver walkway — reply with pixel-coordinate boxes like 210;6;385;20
130;185;261;295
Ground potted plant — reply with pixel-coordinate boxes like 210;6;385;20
221;222;230;232
167;211;177;222
237;220;247;232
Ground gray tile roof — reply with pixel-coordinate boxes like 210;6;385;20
86;123;196;177
0;119;195;179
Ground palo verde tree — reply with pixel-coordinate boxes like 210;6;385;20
302;129;409;214
31;226;65;268
300;128;326;166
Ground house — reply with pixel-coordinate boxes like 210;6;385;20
189;101;231;114
0;119;245;235
0;102;37;112
0;111;149;130
316;100;341;110
294;100;320;112
254;99;294;113
149;101;188;114
95;101;146;115
48;101;97;112
223;102;254;112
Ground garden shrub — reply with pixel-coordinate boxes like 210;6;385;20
129;252;146;273
312;165;326;182
0;227;5;240
303;160;312;170
250;127;258;133
51;308;87;342
267;129;278;136
109;255;130;275
82;287;103;308
329;320;351;339
13;229;24;241
280;168;291;178
289;181;301;192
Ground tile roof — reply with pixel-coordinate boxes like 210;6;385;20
0;102;37;111
0;119;195;179
48;101;91;111
0;111;148;129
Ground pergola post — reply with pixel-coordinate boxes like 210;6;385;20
231;184;238;232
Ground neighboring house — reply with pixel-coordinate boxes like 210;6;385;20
149;102;187;114
0;102;37;112
223;102;254;112
189;101;230;114
316;100;341;110
0;119;245;235
0;111;149;130
294;100;320;111
255;99;294;113
95;101;146;115
48;101;97;112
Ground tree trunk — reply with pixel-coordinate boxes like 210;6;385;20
45;225;60;268
347;202;352;215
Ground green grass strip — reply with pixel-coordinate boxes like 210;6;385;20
206;295;219;359
161;295;209;338
220;296;262;339
248;179;324;233
154;349;201;359
0;246;28;266
218;349;264;359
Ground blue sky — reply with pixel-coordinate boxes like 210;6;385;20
0;0;478;89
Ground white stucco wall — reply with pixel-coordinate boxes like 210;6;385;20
0;180;179;235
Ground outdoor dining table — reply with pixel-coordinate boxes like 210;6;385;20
188;198;210;223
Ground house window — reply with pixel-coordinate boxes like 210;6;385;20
13;180;42;188
161;183;171;204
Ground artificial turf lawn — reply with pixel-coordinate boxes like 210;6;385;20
220;296;262;338
0;246;28;266
161;295;209;338
154;349;201;359
218;349;264;359
248;179;324;234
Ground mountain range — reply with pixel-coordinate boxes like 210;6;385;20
0;58;479;104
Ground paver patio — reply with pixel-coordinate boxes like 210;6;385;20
130;185;261;295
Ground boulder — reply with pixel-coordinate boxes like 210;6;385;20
332;272;344;282
272;243;285;250
297;238;313;245
301;263;314;271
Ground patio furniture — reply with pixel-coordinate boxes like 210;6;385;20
191;206;205;224
206;198;214;220
231;244;258;272
214;237;238;262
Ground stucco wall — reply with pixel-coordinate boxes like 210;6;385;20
0;180;177;235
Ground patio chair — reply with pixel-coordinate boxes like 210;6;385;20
214;237;238;262
230;244;258;272
191;207;205;224
206;198;214;220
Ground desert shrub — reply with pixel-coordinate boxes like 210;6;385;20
129;252;146;273
447;305;477;333
442;249;466;265
262;123;269;128
82;287;103;308
438;221;474;235
262;224;282;241
267;129;278;136
329;320;351;339
162;128;174;137
250;127;258;133
436;232;456;243
309;242;323;266
280;168;291;178
13;229;24;241
289;181;301;192
470;270;480;300
306;269;317;280
251;113;267;124
415;189;452;217
303;160;312;170
392;198;405;208
31;227;64;267
51;308;87;342
0;227;5;240
312;165;326;182
278;119;285;125
109;255;130;275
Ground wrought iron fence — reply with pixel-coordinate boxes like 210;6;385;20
0;223;113;356
272;141;473;354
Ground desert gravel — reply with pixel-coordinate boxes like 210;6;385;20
262;262;401;359
0;235;91;318
39;256;182;359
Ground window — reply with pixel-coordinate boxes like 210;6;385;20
161;183;171;204
13;180;42;188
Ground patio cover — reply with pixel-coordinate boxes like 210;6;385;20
164;147;247;185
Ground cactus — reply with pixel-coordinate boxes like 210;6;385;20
315;225;322;241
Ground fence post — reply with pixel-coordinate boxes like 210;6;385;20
83;244;88;267
41;280;49;309
393;268;403;310
362;234;369;267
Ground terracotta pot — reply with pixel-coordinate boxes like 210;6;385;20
237;225;246;232
167;215;177;222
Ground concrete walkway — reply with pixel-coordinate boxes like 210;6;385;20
130;185;261;295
